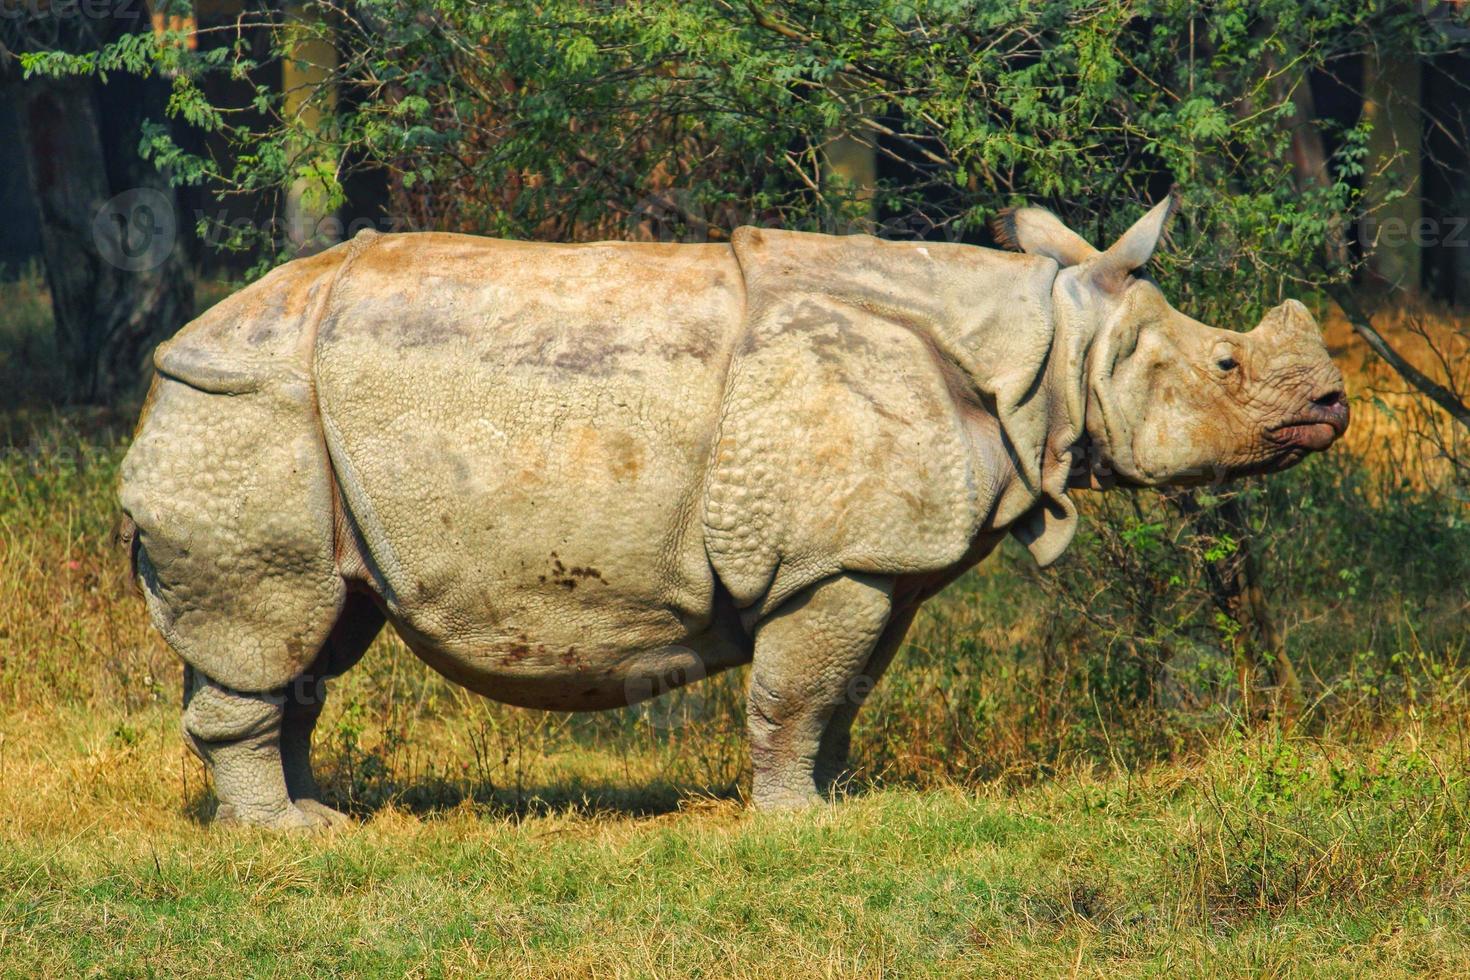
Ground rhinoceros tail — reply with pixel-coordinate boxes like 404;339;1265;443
117;512;142;595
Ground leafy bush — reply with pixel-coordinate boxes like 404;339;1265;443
856;449;1470;785
23;1;1465;315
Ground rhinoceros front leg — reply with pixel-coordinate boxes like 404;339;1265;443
810;603;919;794
747;573;894;809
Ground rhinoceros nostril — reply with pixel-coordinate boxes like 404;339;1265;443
1311;389;1345;408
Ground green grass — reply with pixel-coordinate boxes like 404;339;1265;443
0;264;63;415
0;423;1466;977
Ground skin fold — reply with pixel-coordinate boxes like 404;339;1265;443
118;198;1348;827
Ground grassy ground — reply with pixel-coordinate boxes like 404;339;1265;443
1;275;1468;975
4;704;1470;977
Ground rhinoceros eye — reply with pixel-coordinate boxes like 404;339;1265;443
1216;356;1238;371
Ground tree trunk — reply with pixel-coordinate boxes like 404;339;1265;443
1269;44;1470;432
822;131;877;224
11;78;110;397
820;79;878;232
1266;60;1349;269
1451;155;1470;309
7;9;193;405
1362;48;1423;296
282;1;341;255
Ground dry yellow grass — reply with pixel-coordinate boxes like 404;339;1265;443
1322;302;1469;492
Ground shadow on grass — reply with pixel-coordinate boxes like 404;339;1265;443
184;775;746;827
310;759;895;823
356;777;745;822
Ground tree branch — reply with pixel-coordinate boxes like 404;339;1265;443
1329;286;1470;430
744;2;811;43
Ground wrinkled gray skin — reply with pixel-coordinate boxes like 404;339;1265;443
119;198;1348;827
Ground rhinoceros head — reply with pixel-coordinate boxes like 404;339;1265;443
995;194;1348;488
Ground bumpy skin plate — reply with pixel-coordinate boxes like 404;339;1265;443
312;234;750;709
120;247;349;693
705;227;1047;614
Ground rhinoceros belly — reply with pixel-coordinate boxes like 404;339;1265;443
312;233;748;708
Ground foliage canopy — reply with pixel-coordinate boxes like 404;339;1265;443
20;0;1466;322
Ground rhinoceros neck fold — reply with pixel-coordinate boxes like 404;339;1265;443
1006;273;1107;566
704;228;1080;608
726;227;1090;569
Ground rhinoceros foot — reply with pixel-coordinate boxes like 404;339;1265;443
750;784;827;811
214;801;342;832
292;799;353;828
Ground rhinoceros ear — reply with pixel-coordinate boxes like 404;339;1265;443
1089;189;1179;292
990;206;1099;268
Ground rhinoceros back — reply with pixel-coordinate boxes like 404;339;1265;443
118;239;369;692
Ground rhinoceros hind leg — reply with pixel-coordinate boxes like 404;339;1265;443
182;668;321;830
279;592;385;826
747;573;893;810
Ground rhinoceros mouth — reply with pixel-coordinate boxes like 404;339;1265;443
1267;399;1348;452
1268;421;1339;451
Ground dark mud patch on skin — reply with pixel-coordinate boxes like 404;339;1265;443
539;553;608;590
492;319;637;376
388;312;475;349
320;287;474;347
772;299;903;422
490;326;655;377
496;630;540;663
658;319;721;363
487;637;588;674
807;324;879;364
775;300;872;358
550;335;637;375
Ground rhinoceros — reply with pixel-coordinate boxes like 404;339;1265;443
119;195;1348;828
